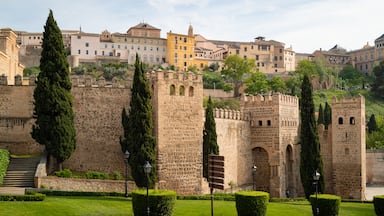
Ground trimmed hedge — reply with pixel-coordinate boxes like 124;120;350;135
309;194;341;216
235;191;269;216
0;149;10;185
374;195;384;216
132;189;176;216
0;193;45;201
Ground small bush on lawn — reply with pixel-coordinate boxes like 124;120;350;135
0;193;45;201
132;189;176;216
55;169;72;178
309;194;340;216
374;195;384;216
235;191;269;216
0;149;10;185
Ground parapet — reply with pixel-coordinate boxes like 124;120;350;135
213;108;249;121
147;70;202;83
71;75;131;89
332;94;365;104
241;93;298;106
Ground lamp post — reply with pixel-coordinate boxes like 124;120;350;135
124;150;130;197
143;161;152;216
252;165;257;191
313;170;321;216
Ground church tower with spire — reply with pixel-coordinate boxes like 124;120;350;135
188;24;193;37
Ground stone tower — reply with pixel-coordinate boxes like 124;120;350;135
331;95;366;199
149;70;204;194
241;94;300;197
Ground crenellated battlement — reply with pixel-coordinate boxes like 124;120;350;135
213;108;249;121
241;93;298;106
147;70;202;83
332;94;365;104
70;76;131;89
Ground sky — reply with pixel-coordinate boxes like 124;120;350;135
1;0;383;53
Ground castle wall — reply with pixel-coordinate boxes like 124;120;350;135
366;149;384;185
0;85;43;154
318;125;334;194
63;84;131;174
214;109;251;192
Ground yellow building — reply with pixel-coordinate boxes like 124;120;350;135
0;28;24;85
166;25;195;71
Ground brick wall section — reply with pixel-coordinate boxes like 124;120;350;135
366;149;384;185
40;176;137;192
64;86;131;174
0;86;44;154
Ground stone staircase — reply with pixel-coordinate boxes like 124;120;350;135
2;157;40;188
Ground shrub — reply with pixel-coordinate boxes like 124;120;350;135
0;193;45;201
374;195;384;216
0;149;10;185
55;168;72;178
85;171;110;179
132;189;176;216
235;191;269;216
309;194;340;216
112;171;123;180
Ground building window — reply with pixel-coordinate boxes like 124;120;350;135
184;38;187;43
118;45;121;49
279;49;283;53
78;50;81;54
274;56;278;61
170;85;175;95
184;62;187;67
338;117;343;125
244;47;247;52
102;51;105;55
94;50;97;55
85;42;89;47
258;120;262;126
267;120;271;126
274;63;278;68
86;50;88;55
184;46;187;50
184;54;187;59
179;86;185;96
105;44;107;48
189;86;194;97
256;55;259;60
350;117;355;125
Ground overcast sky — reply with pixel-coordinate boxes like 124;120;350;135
1;0;383;53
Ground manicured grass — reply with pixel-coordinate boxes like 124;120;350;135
0;196;375;216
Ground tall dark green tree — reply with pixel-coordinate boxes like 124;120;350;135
367;114;378;134
317;104;324;125
299;74;325;199
372;60;384;96
31;10;76;170
203;96;219;180
324;102;332;130
120;54;156;188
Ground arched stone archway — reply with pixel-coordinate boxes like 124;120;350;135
252;147;270;192
285;145;294;197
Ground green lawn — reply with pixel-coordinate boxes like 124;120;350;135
0;196;375;216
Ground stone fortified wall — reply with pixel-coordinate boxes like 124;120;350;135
367;149;384;185
214;109;251;192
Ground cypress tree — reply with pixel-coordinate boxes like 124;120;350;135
120;54;156;188
203;96;219;180
299;74;325;199
324;102;332;130
31;10;76;170
317;104;324;125
367;114;378;134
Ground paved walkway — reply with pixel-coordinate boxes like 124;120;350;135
0;187;25;195
365;186;384;200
